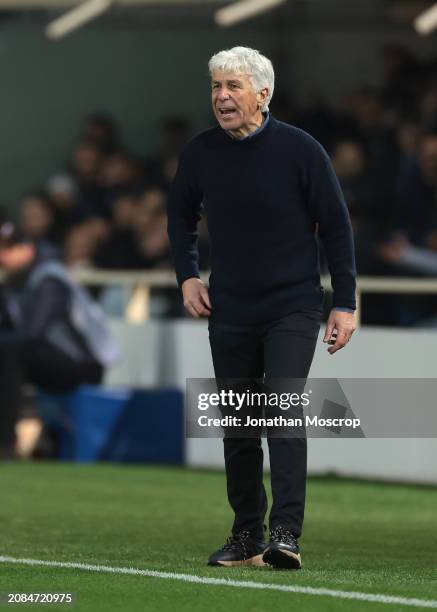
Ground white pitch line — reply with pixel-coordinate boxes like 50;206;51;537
1;555;437;609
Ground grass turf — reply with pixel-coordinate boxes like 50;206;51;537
0;462;436;611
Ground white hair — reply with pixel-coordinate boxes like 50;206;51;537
208;46;275;112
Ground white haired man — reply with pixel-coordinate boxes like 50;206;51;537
167;46;356;569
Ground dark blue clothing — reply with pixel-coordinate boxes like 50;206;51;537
395;161;437;245
226;112;270;140
167;114;356;324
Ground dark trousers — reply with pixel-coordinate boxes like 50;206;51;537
208;309;321;540
0;344;23;449
0;341;103;450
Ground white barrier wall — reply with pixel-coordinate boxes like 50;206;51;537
105;319;437;484
104;320;163;388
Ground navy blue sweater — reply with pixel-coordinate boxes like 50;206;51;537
167;114;356;324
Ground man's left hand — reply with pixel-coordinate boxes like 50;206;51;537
323;310;356;355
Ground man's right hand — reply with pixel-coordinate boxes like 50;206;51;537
181;278;212;318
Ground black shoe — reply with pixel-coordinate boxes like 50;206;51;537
262;526;302;569
208;531;266;567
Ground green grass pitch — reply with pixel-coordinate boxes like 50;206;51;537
0;462;436;611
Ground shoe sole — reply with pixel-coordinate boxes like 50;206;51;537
263;547;302;570
209;554;267;567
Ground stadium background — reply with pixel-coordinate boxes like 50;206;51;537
1;1;437;610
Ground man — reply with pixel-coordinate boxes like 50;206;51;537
167;47;356;569
0;220;116;458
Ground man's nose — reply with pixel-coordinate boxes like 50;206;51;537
218;89;231;101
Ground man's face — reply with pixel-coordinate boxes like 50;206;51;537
211;71;266;134
20;198;52;240
332;142;366;180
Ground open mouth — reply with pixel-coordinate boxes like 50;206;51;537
218;107;238;118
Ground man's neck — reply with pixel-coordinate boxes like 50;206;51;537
227;111;265;140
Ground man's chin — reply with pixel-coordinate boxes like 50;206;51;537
217;116;242;131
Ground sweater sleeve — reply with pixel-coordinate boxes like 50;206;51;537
167;145;204;287
27;278;70;339
303;137;357;310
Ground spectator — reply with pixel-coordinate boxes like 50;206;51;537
395;133;437;246
71;140;104;184
375;133;437;324
46;174;78;243
111;192;137;229
18;193;60;262
137;187;166;225
94;192;143;269
157;116;191;158
100;152;143;191
63;224;98;269
83;216;111;247
143;117;191;192
80;113;120;154
95;187;170;270
19;193;55;243
0;220;118;459
99;151;144;215
299;95;347;152
130;187;170;268
138;212;171;269
143;153;179;193
344;87;399;189
329;139;398;325
396;118;423;174
332;141;381;230
419;85;437;133
68;141;106;220
380;44;422;117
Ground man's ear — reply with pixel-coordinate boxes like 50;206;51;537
257;87;269;108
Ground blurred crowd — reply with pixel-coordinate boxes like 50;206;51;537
271;44;437;325
3;43;437;325
8;115;209;275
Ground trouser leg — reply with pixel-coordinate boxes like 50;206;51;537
208;321;266;540
0;344;24;452
263;310;321;537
